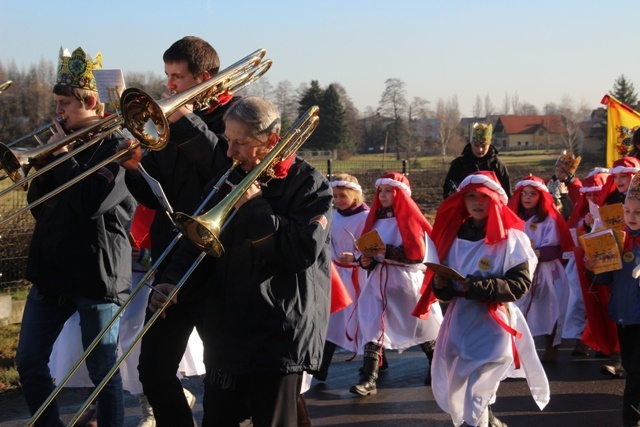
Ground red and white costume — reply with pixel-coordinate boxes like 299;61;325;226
508;176;574;345
357;173;442;353
414;171;549;427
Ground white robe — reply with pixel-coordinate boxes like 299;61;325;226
432;229;550;427
357;217;442;353
514;215;571;344
326;208;369;351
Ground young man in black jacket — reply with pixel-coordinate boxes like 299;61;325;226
150;97;332;426
442;123;511;199
16;46;135;427
119;36;234;426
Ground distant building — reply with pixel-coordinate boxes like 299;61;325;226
492;115;566;149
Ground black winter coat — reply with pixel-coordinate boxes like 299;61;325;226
162;156;333;375
442;144;511;199
26;133;135;303
125;105;233;275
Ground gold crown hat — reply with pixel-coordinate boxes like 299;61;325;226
472;123;492;145
626;170;640;202
56;46;103;92
555;150;581;176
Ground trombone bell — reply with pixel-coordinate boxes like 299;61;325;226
173;213;224;257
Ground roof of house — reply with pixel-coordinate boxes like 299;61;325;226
495;115;565;135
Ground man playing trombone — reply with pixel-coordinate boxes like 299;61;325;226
15;46;135;427
150;97;332;426
118;36;236;427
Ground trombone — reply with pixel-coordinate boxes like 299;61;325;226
0;48;272;226
0;80;11;94
25;48;273;426
65;106;320;426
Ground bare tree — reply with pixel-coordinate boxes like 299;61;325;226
520;102;539;115
378;78;409;159
243;76;274;100
436;96;461;157
272;80;298;127
558;95;589;152
484;93;495;116
407;96;430;158
473;94;483;118
509;92;520;115
501;93;510;115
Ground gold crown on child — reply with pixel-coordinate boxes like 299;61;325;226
556;150;581;175
56;46;102;92
627;171;640;202
472;123;492;145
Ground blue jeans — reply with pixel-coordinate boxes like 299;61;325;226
15;286;124;427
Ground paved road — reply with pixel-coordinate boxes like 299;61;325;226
0;339;626;426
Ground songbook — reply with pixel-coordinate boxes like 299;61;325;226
355;229;385;258
138;164;173;215
598;203;625;231
425;262;465;282
579;228;625;274
94;69;126;112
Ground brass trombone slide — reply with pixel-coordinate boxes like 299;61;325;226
0;80;12;94
26;161;240;427
66;106;320;426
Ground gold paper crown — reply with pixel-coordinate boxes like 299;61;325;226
555;150;581;175
626;170;640;202
472;123;492;145
56;46;103;92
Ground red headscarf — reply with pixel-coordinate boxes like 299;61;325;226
361;172;432;261
567;168;609;228
412;171;523;319
597;157;640;206
508;175;574;253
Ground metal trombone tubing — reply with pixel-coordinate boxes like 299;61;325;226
0;126;126;226
0;115;124;194
27;162;239;425
66;250;209;426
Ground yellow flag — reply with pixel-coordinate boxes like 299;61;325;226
601;94;640;167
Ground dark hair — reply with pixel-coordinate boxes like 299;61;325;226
518;188;548;223
163;36;220;77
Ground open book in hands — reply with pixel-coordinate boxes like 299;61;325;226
425;262;466;282
354;229;386;258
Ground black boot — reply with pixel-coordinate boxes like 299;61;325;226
419;341;435;386
350;342;381;396
313;341;337;382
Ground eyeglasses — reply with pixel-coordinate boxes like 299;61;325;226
520;191;539;198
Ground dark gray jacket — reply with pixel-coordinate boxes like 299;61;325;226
26;133;135;304
162;156;333;374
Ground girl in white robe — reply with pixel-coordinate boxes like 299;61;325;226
313;174;369;381
414;171;549;427
507;176;575;363
351;172;442;396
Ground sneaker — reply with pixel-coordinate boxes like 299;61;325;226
183;387;196;409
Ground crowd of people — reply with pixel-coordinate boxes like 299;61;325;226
8;36;640;427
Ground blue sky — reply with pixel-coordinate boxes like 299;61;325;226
1;0;638;116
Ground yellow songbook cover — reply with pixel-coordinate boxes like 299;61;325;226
598;203;625;231
355;229;386;258
579;228;625;274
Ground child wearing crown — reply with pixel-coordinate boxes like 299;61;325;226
547;150;582;220
443;123;511;200
586;170;640;427
15;46;134;426
414;171;549;427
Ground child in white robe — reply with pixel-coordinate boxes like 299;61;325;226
414;171;550;427
507;175;574;363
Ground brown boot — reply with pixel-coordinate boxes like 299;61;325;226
541;332;558;363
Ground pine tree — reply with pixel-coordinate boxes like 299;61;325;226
297;81;325;149
610;74;638;106
319;84;350;155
